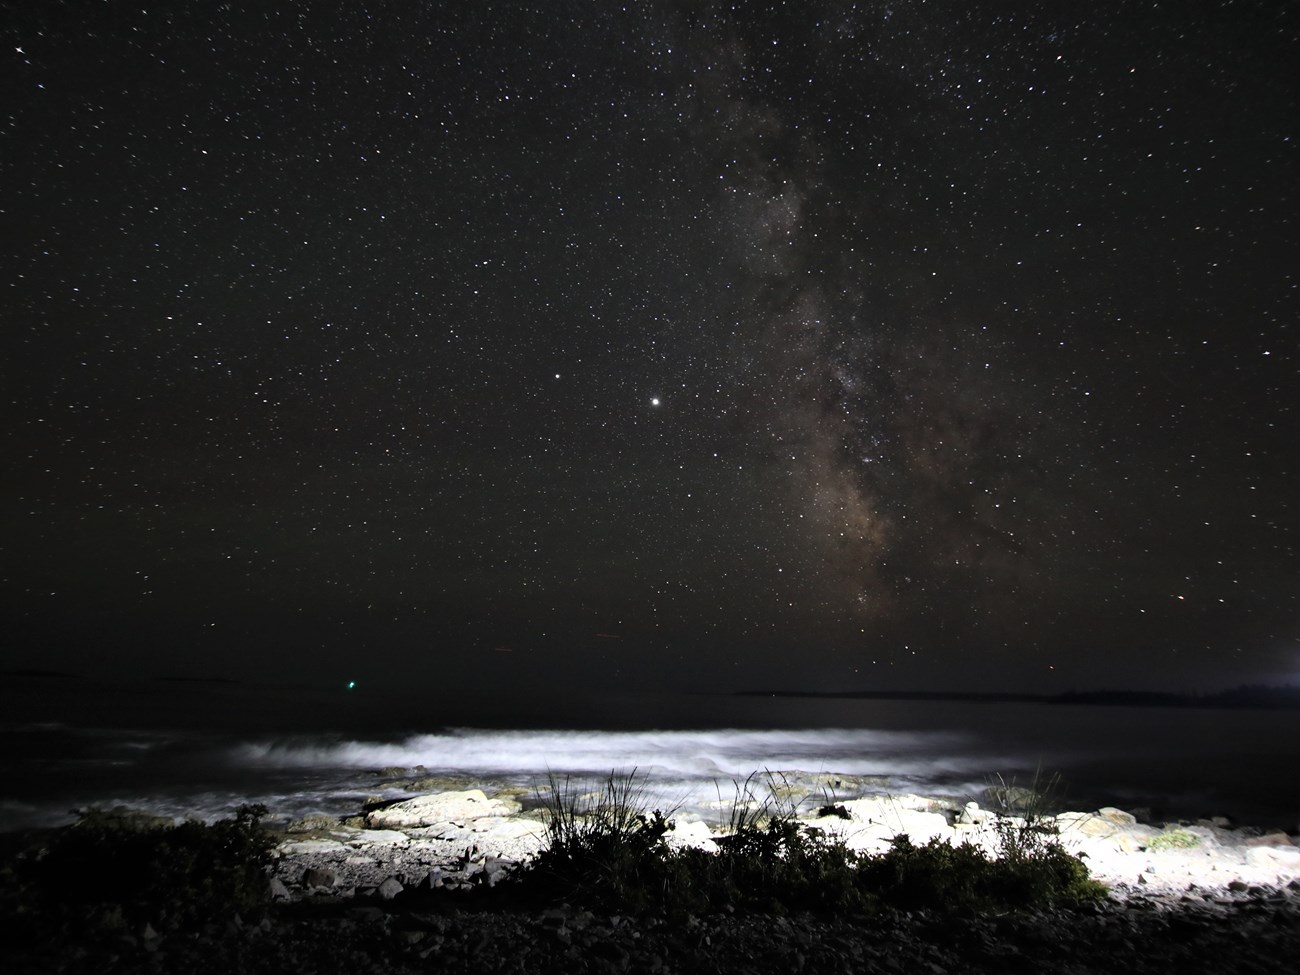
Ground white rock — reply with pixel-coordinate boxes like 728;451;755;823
839;795;944;827
1246;845;1300;867
1097;806;1138;825
666;820;718;852
346;829;409;846
875;810;952;844
1055;812;1122;838
366;790;518;828
279;839;347;855
474;818;546;840
957;801;994;825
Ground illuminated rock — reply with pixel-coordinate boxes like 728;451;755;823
366;789;520;828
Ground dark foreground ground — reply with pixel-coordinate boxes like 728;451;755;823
7;888;1300;975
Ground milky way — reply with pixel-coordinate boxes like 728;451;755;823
1;2;1295;693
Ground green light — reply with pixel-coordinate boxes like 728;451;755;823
346;680;356;690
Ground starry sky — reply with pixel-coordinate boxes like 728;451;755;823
2;1;1296;696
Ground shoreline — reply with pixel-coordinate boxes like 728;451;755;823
5;785;1300;974
267;785;1300;905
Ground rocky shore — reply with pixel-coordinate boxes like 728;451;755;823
7;779;1300;974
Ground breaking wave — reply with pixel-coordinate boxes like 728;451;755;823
230;726;1009;813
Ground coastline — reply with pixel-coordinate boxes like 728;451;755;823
5;782;1300;974
735;685;1300;711
264;784;1300;904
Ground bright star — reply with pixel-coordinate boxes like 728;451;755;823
651;397;660;406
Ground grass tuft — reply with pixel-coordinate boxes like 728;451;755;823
518;769;678;912
506;768;1106;916
1149;828;1200;850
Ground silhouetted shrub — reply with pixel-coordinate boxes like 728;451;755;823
506;771;1106;916
7;805;273;935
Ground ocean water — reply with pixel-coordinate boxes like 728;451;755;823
2;676;1298;833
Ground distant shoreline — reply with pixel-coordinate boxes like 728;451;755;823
735;686;1300;711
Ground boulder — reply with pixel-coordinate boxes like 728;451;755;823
285;814;341;834
1244;832;1295;848
957;801;994;825
1115;832;1146;853
417;867;445;890
1246;845;1300;868
376;876;404;900
1055;812;1122;838
302;866;338;888
1097;807;1138;826
982;785;1044;814
366;790;519;828
839;794;946;825
881;810;952;843
1111;826;1159;853
666;820;718;852
481;857;512;885
468;817;541;838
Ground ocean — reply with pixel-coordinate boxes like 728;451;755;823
2;676;1297;834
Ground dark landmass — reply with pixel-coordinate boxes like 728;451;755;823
1052;686;1300;709
737;685;1300;710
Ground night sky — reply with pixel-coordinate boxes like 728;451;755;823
2;1;1296;696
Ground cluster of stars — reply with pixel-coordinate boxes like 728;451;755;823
1;2;1294;691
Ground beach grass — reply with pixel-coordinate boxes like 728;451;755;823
510;768;1106;915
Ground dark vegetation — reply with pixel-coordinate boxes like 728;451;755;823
505;770;1106;916
1;771;1106;944
0;805;274;941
